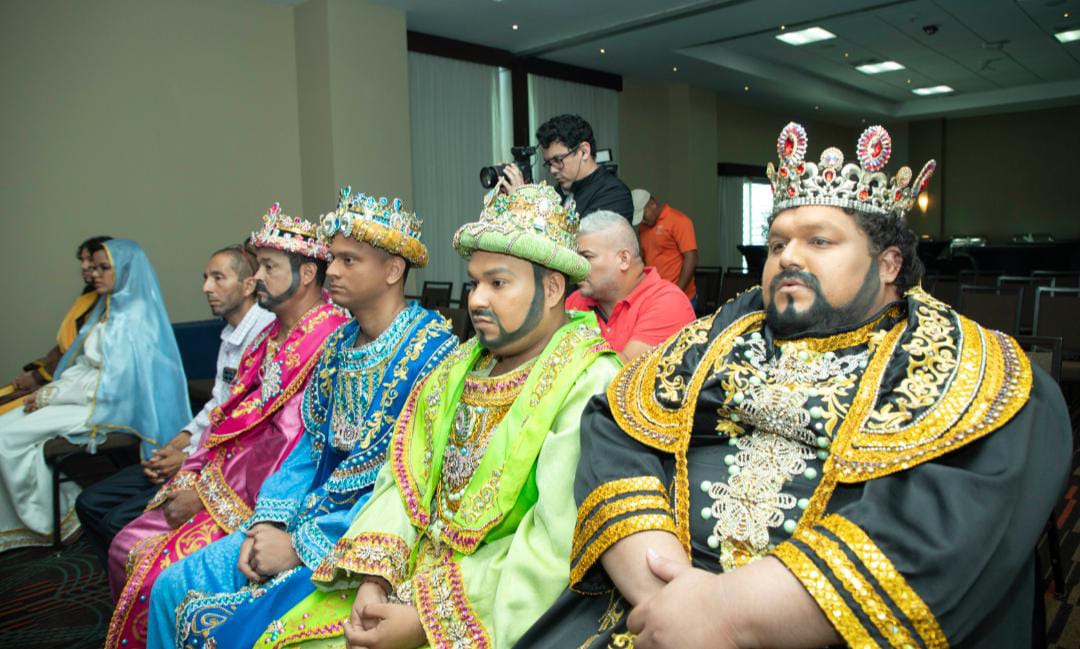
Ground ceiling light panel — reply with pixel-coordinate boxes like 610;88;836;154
775;27;836;46
1055;29;1080;43
911;85;954;95
855;60;905;74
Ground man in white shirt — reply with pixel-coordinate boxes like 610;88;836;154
75;245;274;570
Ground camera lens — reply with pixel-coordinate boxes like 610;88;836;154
479;165;504;189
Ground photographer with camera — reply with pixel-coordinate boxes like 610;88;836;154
490;114;633;221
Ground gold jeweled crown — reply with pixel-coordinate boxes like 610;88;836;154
318;186;428;267
452;183;589;282
767;122;936;218
250;202;331;261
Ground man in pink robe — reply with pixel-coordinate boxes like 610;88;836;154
104;204;349;649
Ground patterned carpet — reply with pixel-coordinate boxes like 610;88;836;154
2;475;1080;649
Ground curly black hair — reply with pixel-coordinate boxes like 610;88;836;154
77;235;112;258
767;209;924;294
536;114;597;158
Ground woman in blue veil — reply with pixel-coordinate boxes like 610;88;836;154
0;239;191;552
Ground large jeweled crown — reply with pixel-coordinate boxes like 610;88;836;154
319;186;428;267
452;183;589;282
767;122;936;218
250;202;331;261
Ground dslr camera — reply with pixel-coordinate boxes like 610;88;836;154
479;146;536;189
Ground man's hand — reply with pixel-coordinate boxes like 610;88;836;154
163;489;203;528
23;391;42;413
343;602;426;649
12;371;38;391
626;550;737;649
247;523;301;579
143;446;187;484
497;163;527;196
238;535;261;581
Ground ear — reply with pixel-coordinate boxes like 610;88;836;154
543;270;567;310
241;276;258;298
384;255;407;286
616;248;632;270
299;260;318;287
878;246;903;285
579;141;592;159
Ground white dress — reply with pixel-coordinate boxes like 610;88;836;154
0;323;104;551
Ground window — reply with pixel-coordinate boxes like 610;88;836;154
742;180;772;246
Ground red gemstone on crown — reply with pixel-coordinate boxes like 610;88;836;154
872;140;882;158
785;138;795;156
894;190;902;200
780;167;788;177
787;186;797;197
858;189;869;200
796;163;805;175
823;169;835;182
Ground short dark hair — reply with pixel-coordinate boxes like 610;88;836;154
213;244;258;280
77;236;112;258
536;114;596;158
286;250;328;286
531;262;569;302
844;209;923;295
767;208;923;294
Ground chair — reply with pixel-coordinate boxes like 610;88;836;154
1015;335;1066;642
956;285;1023;335
436;307;473;342
929;275;960;306
958;269;1003;287
1032;270;1080;288
42;318;227;548
693;266;723;316
1034;287;1080;378
997;276;1053;334
457;282;475;309
420;281;453;309
719;268;757;304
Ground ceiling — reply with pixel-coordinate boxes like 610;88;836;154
370;0;1080;124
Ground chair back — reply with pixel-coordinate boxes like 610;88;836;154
998;276;1054;334
694;266;723;316
1034;287;1080;360
421;281;453;309
956;285;1023;335
719;268;758;303
1014;335;1063;383
458;281;475;309
172;318;227;380
436;307;473;342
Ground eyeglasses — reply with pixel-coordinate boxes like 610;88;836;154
88;263;113;275
542;145;580;170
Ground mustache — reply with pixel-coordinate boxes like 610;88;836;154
255;280;269;294
469;309;497;320
769;269;822;294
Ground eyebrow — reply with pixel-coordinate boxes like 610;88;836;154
482;266;516;277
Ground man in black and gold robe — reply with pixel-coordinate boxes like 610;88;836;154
519;123;1072;648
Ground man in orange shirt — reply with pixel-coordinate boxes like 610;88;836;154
567;210;695;362
634;189;699;303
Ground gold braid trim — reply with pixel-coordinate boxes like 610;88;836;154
771;542;877;648
821;515;948;648
571;494;673;565
833;317;1032;482
576;477;668;534
794;526;919;648
313;531;411;585
195;454;254;534
570;515;677;592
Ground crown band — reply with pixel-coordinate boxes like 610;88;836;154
320;186;428;268
250;203;331;261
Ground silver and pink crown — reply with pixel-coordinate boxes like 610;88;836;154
250;202;331;261
767;122;936;218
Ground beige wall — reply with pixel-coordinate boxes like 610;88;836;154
0;0;411;379
927;106;1080;242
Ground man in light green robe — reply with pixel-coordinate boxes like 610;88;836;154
254;182;621;649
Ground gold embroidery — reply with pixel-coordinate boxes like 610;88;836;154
774;307;900;353
771;543;877;647
195;454;253;533
821;515;947;648
794;526;918;648
318;532;410;586
570;514;677;590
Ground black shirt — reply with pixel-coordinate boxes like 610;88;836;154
558;167;634;221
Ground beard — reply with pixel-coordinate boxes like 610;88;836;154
255;268;300;310
470;267;547;351
765;261;881;338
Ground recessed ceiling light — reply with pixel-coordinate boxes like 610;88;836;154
1055;28;1080;43
1065;11;1072;18
843;52;850;58
776;26;835;46
672;66;678;72
912;85;954;95
856;60;905;74
743;85;750;91
599;48;606;54
814;105;820;110
511;24;519;31
779;24;786;31
907;78;912;84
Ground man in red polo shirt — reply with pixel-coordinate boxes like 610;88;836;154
566;210;696;362
634;189;699;303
